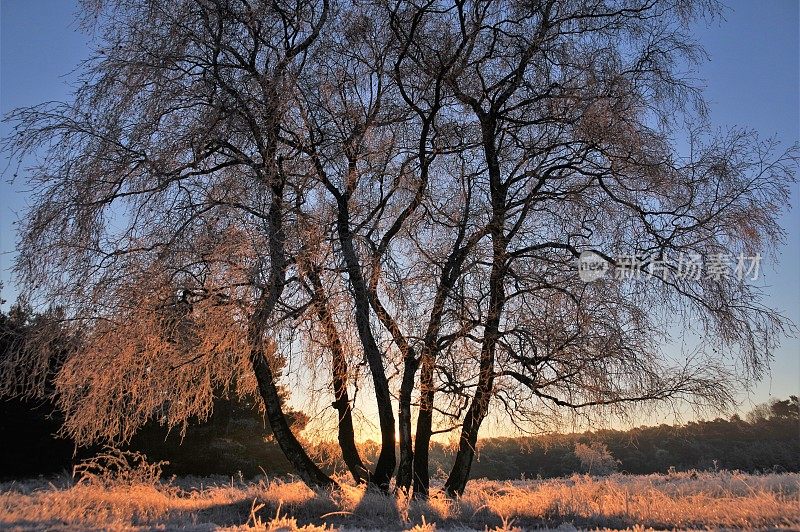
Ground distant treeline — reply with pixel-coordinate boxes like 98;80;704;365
428;399;799;479
315;398;798;480
2;389;798;480
1;302;798;480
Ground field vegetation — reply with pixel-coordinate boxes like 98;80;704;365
2;469;798;531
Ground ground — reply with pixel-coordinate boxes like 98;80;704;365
1;471;798;531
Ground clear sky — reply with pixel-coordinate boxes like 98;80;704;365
0;0;798;427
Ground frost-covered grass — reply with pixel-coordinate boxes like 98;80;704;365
1;470;798;531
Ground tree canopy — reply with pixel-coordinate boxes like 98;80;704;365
1;0;796;496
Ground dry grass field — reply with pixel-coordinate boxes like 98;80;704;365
1;470;798;531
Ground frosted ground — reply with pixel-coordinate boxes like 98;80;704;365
1;470;798;530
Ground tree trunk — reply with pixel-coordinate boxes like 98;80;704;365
336;197;396;491
442;373;490;496
443;238;504;496
444;113;506;497
396;355;418;492
248;180;336;490
367;279;417;493
410;219;480;497
412;224;478;498
306;267;370;484
412;350;434;497
249;342;336;489
443;307;499;496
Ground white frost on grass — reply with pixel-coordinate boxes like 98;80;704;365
1;471;798;531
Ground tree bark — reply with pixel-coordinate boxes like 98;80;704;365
336;196;396;491
366;277;417;492
248;181;336;490
412;349;434;496
306;266;370;484
444;113;507;497
395;354;418;492
249;341;336;489
413;196;483;498
442;259;502;496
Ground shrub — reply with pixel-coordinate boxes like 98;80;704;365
73;446;167;488
574;442;618;476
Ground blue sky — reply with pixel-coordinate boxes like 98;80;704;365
0;0;798;419
684;0;799;410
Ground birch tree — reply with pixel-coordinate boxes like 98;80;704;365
2;0;795;498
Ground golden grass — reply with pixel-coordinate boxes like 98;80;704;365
1;471;797;531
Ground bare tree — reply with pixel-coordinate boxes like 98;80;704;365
295;218;370;484
3;0;336;488
418;0;797;496
289;4;407;489
1;0;795;499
